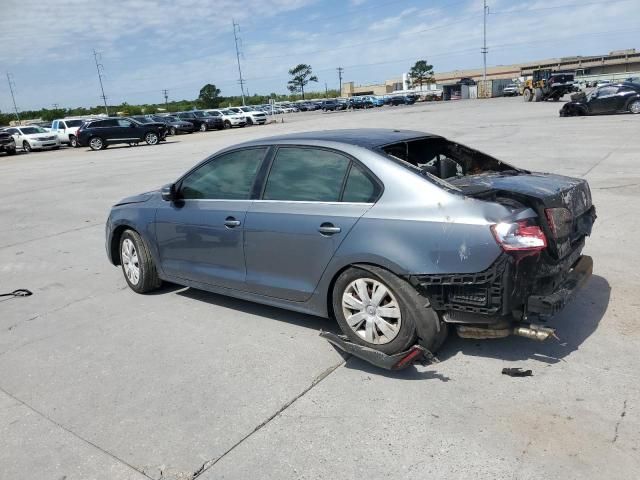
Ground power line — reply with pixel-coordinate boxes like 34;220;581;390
6;73;20;124
232;20;246;106
92;49;109;115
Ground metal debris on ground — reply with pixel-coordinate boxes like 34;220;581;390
502;367;533;377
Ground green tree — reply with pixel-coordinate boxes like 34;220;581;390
287;64;318;100
409;60;435;90
197;84;222;108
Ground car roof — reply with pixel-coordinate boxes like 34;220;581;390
237;129;441;149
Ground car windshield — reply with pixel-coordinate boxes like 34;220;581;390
65;120;84;127
20;127;46;134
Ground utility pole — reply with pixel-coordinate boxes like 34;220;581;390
92;49;109;115
482;0;489;82
162;89;169;110
52;103;59;110
232;20;246;106
6;73;20;124
337;67;344;95
325;82;328;98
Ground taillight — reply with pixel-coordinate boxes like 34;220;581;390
545;207;572;238
491;220;547;252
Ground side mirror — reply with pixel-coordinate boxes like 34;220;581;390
161;183;177;201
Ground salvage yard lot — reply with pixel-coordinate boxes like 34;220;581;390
1;98;638;480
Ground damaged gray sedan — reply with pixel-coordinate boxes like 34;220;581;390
106;129;596;355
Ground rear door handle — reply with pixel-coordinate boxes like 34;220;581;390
318;223;341;235
224;217;241;228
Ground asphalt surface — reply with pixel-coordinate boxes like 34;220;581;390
1;98;638;480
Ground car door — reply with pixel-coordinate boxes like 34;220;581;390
588;86;618;114
244;146;380;301
154;147;268;289
116;118;141;141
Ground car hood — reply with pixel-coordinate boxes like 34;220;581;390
114;191;155;206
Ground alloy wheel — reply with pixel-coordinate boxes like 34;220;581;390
89;137;103;150
341;278;402;345
630;100;640;114
121;238;140;285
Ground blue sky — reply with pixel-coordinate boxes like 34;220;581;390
1;0;639;111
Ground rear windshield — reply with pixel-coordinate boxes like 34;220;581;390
381;138;520;182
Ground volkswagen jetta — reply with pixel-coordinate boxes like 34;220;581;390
106;129;596;354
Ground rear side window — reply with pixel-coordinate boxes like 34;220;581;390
92;120;118;128
263;147;350;202
180;148;267;200
343;163;379;203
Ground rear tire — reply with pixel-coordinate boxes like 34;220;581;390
332;266;446;355
629;99;640;114
119;229;161;294
247;117;254;126
169;127;176;136
534;88;543;102
199;123;207;132
6;147;16;155
223;120;231;129
523;89;533;102
69;135;78;148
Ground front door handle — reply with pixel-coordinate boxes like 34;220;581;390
318;223;341;235
224;217;241;228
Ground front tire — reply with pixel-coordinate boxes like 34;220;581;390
169;127;176;136
119;229;161;293
332;266;446;355
223;120;231;129
523;88;533;102
89;136;105;151
199;123;207;132
247;117;254;126
145;132;159;145
23;141;32;153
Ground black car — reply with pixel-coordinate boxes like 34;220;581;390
320;100;345;111
388;94;417;106
560;82;640;116
175;111;223;131
146;115;196;135
0;129;17;155
77;117;167;151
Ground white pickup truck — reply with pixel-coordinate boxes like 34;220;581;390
51;118;89;147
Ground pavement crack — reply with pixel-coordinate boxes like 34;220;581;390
612;399;627;443
0;222;102;250
191;357;348;479
0;384;153;479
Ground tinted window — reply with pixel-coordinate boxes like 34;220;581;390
597;86;617;97
66;120;83;127
343;163;379;203
118;119;134;127
180;148;267;200
92;119;118;128
263;147;349;202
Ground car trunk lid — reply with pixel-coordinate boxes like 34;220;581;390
449;172;596;259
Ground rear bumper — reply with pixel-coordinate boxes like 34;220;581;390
527;255;593;316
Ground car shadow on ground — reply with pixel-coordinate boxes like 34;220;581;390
165;274;609;379
82;141;180;152
175;287;339;334
436;274;611;365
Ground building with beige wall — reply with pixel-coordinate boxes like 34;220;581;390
341;49;640;97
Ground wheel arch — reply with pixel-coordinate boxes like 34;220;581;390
324;261;405;321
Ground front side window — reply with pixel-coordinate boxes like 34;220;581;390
263;147;350;202
180;148;267;200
